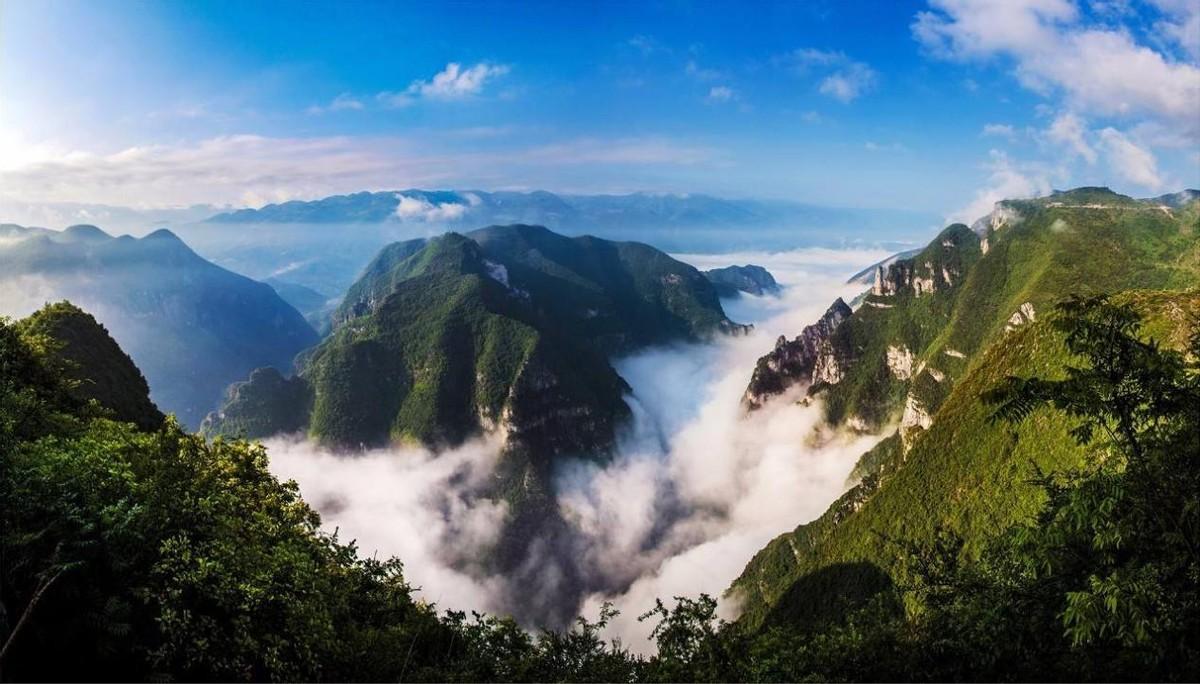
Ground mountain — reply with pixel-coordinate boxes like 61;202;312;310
204;190;935;243
265;277;336;332
728;187;1200;630
0;199;223;236
203;223;748;624
0;224;319;427
16;301;164;430
742;298;852;410
1145;188;1200;208
205;224;745;456
180;190;937;299
845;247;922;286
703;264;781;297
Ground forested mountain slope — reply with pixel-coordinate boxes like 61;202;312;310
730;187;1200;629
205;224;743;456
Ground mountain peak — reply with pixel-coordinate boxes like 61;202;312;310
142;227;183;242
62;224;111;241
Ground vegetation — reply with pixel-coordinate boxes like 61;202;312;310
821;191;1199;429
206;225;739;456
703;264;780;297
16;301;163;430
734;190;1200;627
3;294;1195;681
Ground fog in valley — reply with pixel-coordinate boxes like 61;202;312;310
264;246;891;651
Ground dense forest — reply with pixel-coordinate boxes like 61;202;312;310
1;295;1196;681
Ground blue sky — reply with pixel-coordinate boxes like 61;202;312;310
1;0;1197;220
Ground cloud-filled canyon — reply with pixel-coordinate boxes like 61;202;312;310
262;246;890;649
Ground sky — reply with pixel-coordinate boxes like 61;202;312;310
1;0;1198;220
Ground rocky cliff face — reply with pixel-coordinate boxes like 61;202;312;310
742;298;852;409
870;224;978;299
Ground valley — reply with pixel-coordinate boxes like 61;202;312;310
3;184;1197;681
4;2;1199;678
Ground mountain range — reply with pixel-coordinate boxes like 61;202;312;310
4;184;1198;679
173;190;935;300
0;223;317;427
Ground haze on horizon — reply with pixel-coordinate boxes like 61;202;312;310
2;0;1198;236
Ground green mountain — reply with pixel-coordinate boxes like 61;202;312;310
203;224;746;622
15;301;164;430
0;224;319;427
205;224;744;459
704;264;781;297
729;187;1200;630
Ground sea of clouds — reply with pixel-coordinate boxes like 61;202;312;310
264;245;892;652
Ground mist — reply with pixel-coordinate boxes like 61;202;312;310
260;246;891;651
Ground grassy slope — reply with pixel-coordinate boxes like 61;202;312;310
734;289;1200;630
731;191;1200;630
826;191;1199;431
822;223;981;427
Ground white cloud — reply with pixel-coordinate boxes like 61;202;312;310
1099;127;1165;190
378;62;511;107
706;85;737;103
0;135;434;207
982;122;1016;138
819;63;877;102
265;434;511;616
394;193;473;222
686;60;725;81
779;48;878;103
948;149;1053;225
913;0;1078;59
627;35;666;56
783;48;846;69
1151;0;1200;60
1046;112;1097;163
913;0;1200;138
0;134;716;207
306;93;365;115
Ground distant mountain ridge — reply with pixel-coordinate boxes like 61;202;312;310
0;223;318;426
184;190;937;299
204;189;934;236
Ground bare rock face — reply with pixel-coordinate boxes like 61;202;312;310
1005;301;1037;332
900;392;933;451
742;298;853;410
886;345;915;380
971;201;1022;236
